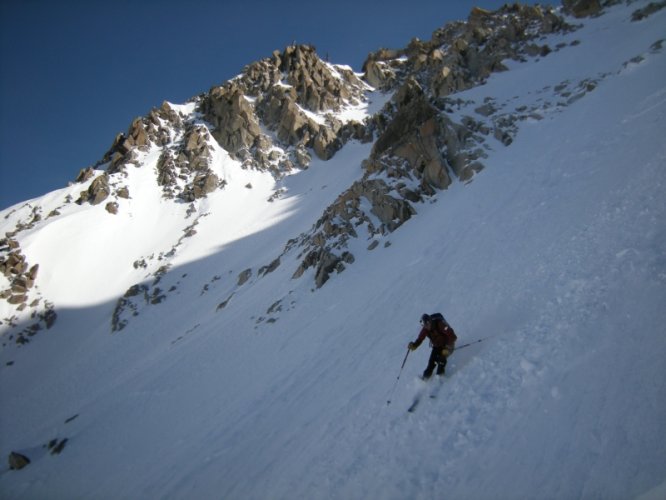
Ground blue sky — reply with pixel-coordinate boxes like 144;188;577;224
0;0;532;209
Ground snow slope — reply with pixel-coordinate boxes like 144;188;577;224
1;2;665;499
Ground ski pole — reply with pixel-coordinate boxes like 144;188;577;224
455;337;487;350
386;348;410;406
399;347;410;372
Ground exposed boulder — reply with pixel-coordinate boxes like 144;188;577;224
237;268;252;286
77;174;110;206
105;201;119;214
11;277;29;294
259;257;281;277
0;250;27;277
28;263;39;281
180;173;219;202
47;438;68;455
7;293;27;305
8;451;30;470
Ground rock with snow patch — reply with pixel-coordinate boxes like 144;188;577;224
78;174;110;206
105;202;119;214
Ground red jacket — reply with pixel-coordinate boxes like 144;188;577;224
413;319;457;349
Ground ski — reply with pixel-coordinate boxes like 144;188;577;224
429;376;445;398
407;376;445;412
407;396;421;413
407;377;437;412
407;378;427;412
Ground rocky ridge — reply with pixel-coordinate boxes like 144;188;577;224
3;0;660;339
90;43;370;209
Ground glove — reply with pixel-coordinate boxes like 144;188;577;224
408;342;417;351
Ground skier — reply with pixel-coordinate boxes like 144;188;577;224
408;313;457;379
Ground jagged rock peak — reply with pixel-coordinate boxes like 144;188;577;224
74;41;374;211
200;43;371;168
236;44;367;112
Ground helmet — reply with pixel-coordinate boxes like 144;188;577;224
420;313;431;325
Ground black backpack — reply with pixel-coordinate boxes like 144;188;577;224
429;312;457;342
429;312;447;325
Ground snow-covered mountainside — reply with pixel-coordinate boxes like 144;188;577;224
1;1;665;498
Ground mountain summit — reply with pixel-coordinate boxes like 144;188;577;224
1;1;666;499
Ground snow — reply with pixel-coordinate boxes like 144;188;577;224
1;2;665;499
334;89;392;123
166;101;197;116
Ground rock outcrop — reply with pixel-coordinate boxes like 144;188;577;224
8;451;30;470
77;174;110;205
156;124;220;201
78;43;368;210
202;44;368;171
0;234;56;344
562;0;602;18
281;3;573;288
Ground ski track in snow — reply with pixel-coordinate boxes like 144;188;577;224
1;2;666;499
